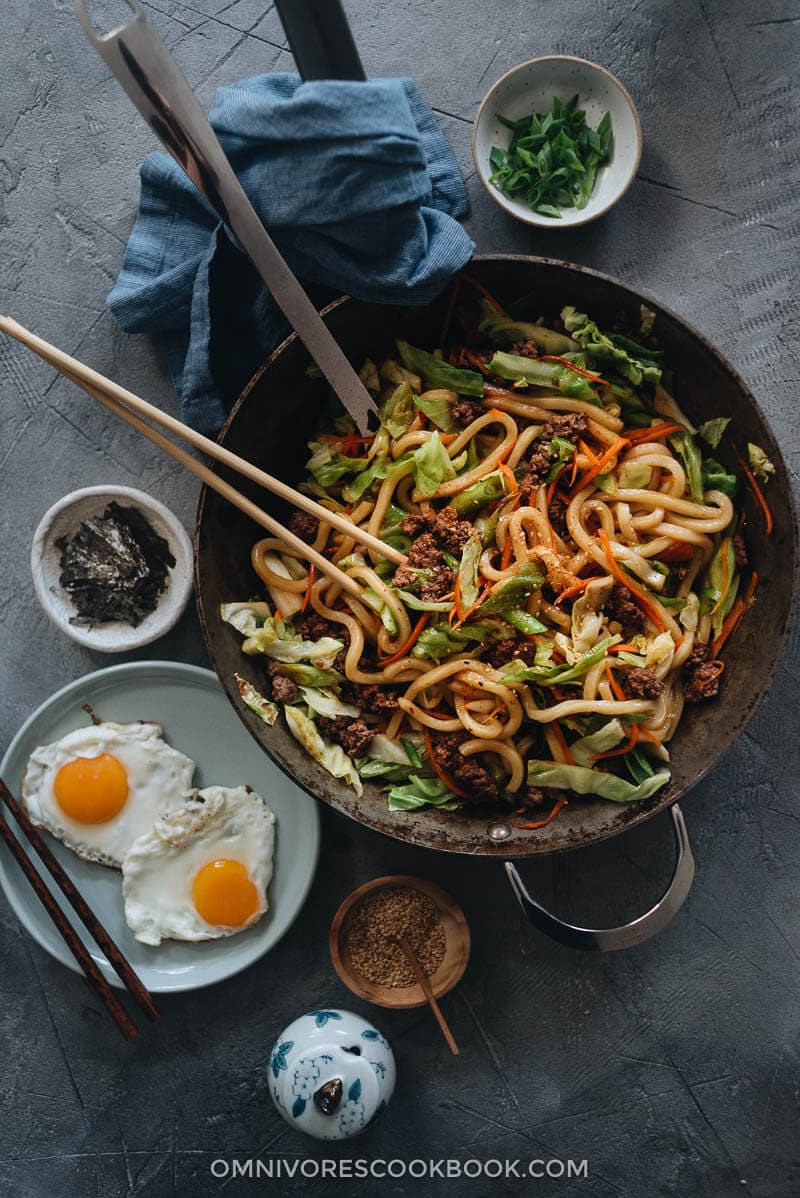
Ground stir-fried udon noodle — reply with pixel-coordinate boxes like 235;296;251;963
223;288;771;828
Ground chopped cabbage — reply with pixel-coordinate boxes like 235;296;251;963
284;706;362;797
561;307;662;386
570;719;627;767
527;759;670;803
235;674;278;726
299;687;360;719
411;432;456;497
747;442;775;483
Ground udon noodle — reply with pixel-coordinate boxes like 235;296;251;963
223;291;767;828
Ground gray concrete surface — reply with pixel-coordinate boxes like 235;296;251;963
1;1;799;1195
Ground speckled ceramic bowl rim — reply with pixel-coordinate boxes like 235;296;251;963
31;484;194;652
471;55;643;228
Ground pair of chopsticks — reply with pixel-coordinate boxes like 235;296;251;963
0;318;406;600
0;777;158;1039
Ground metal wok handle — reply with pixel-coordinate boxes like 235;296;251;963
74;0;377;435
505;805;695;951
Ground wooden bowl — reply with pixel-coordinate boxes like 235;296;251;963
329;875;470;1010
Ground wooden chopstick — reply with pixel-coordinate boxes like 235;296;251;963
0;783;143;1039
58;367;366;601
397;932;459;1056
0;316;406;567
0;777;159;1024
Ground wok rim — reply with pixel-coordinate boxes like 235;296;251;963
195;253;798;857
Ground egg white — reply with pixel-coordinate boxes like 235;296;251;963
121;785;276;946
22;721;196;868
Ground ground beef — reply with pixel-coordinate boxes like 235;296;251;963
429;733;499;802
288;509;319;542
420;564;454;602
523;786;546;808
510;338;540;359
271;674;299;703
733;534;748;568
485;638;538;669
391;563;418;590
673;562;691;581
548;491;569;538
357;684;401;714
297;611;342;642
682;642;722;703
318;716;373;757
452;397;485;427
407;532;444;570
519;441;553;503
619;667;664;700
263;659;299;703
431;507;473;554
605;584;644;636
683;662;723;703
400;512;434;538
685;641;711;669
540;413;590;443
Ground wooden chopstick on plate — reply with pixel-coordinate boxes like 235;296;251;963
0;318;407;600
0;776;159;1040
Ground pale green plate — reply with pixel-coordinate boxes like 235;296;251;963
0;662;319;993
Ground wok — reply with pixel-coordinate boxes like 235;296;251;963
195;257;797;919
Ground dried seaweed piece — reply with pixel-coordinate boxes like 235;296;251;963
56;503;176;627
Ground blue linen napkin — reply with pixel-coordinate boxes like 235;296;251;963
108;73;475;434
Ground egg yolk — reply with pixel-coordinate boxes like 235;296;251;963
192;859;259;928
53;754;129;824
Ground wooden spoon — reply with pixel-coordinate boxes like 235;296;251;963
395;933;459;1056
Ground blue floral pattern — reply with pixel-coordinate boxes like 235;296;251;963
310;1011;342;1027
270;1040;294;1079
362;1028;389;1050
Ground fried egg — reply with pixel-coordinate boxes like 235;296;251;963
121;786;275;946
22;721;195;868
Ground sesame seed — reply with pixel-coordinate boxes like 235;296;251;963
346;886;447;988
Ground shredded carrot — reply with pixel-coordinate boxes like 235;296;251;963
545;463;569;509
554;575;596;606
423;727;472;799
512;797;568;830
540;355;608;385
378;614;429;666
592;723;640;761
498;461;518;493
624;422;684;445
300;564;316;612
673;632;687;652
608;643;640;654
605;660;628;702
637;725;662;745
463;349;490;375
440;433;457;444
711;570;758;656
500;535;514;571
458;271;508;316
733;445;774;535
710;538;730;617
550;721;574;765
659;540;695;562
452;572;464;623
570;436;630;497
453;579;492;630
598;528;666;632
578;438;599;464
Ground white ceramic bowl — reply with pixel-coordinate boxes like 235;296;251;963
472;56;642;228
31;485;193;653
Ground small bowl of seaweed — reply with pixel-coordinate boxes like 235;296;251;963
31;485;193;653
